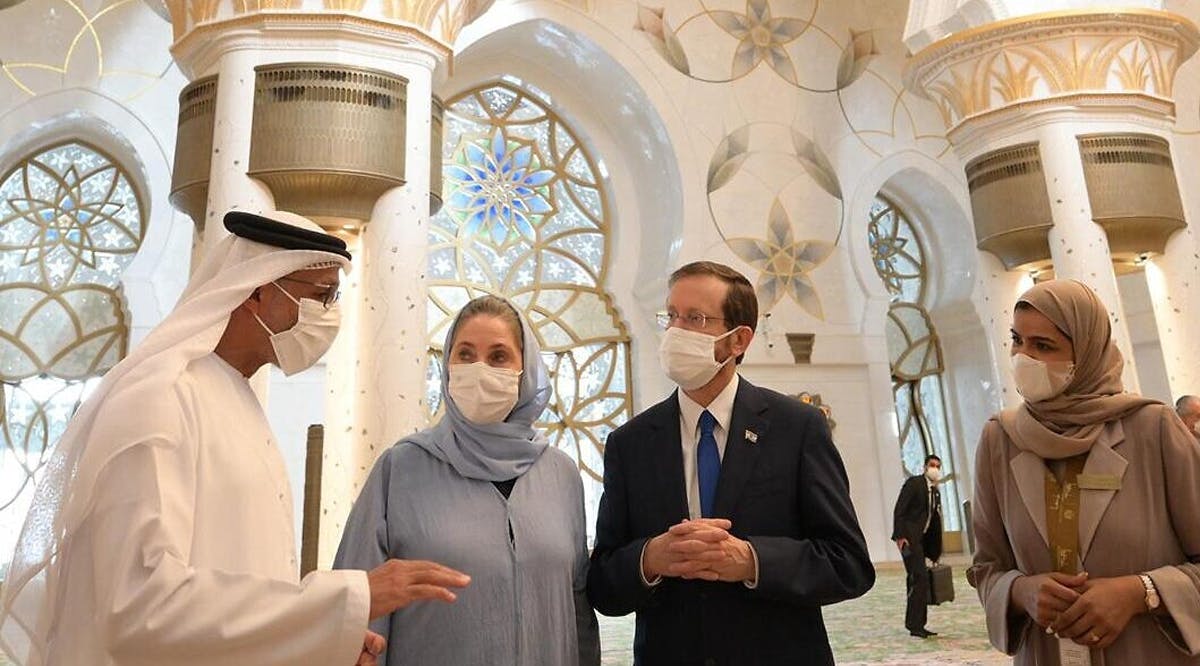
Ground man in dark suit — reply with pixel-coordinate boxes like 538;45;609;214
587;261;875;665
891;454;944;638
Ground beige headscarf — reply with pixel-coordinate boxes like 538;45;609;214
998;279;1157;459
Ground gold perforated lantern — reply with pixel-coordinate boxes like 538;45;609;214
248;63;408;228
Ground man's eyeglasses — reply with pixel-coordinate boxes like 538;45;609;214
278;276;341;309
655;311;727;330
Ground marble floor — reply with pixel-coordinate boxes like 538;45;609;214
598;560;1010;665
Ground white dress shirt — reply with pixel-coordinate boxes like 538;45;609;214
678;373;739;520
924;477;936;532
641;373;757;588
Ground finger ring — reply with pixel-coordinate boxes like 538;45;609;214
1090;633;1100;644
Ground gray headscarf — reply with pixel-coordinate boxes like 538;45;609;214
405;297;551;481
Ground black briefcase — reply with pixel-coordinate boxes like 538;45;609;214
928;563;954;605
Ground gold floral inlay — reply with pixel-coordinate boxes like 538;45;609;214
905;10;1200;130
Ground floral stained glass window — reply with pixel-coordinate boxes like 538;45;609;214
0;142;145;577
426;82;631;534
869;195;961;531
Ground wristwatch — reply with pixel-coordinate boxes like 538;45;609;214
1138;573;1161;611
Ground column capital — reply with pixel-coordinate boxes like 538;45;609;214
166;0;492;44
171;11;453;79
904;9;1200;141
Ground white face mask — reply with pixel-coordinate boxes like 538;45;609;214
449;361;522;424
254;282;341;376
658;326;740;391
1011;352;1075;403
925;466;942;484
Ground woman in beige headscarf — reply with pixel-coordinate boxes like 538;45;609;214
969;279;1200;665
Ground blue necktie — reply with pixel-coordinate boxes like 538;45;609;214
697;410;720;518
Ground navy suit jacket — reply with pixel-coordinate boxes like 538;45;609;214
587;377;875;665
891;475;944;561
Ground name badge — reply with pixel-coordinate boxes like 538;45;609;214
1077;474;1121;491
1058;638;1092;666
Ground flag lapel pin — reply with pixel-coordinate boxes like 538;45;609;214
745;430;758;444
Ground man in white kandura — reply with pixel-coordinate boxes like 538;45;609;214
0;211;469;666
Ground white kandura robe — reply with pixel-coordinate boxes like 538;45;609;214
47;353;368;665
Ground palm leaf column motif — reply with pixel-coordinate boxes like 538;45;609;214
426;83;632;509
0;141;145;572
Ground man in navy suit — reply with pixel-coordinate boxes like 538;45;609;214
587;261;874;665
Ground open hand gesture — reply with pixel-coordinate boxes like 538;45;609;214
367;559;471;619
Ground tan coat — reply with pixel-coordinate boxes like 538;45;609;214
970;403;1200;665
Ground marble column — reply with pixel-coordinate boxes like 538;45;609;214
906;9;1199;399
971;251;1028;409
196;49;278;400
1145;226;1200;399
325;61;438;559
319;232;362;566
167;5;492;565
1037;123;1140;392
201;48;275;251
354;69;435;465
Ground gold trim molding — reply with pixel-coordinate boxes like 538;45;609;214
905;10;1200;132
170;12;453;75
166;0;492;48
946;92;1175;148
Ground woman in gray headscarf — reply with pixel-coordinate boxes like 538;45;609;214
969;279;1200;665
335;294;600;665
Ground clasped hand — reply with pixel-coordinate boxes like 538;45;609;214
643;518;755;583
1012;571;1146;649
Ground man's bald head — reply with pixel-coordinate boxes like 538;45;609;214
1175;395;1200;435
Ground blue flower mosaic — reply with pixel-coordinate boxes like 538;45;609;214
445;128;555;245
